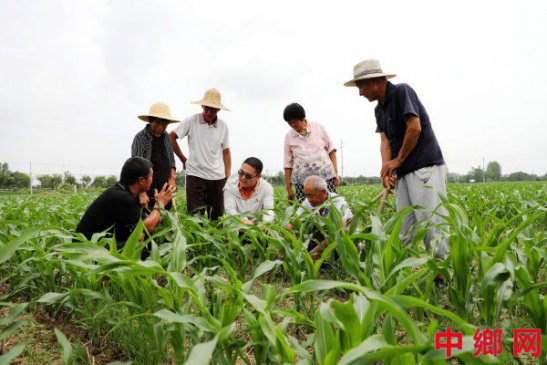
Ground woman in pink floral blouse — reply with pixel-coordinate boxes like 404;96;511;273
283;103;340;202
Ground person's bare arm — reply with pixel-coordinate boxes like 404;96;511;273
284;168;295;200
222;148;231;180
168;168;176;188
379;133;396;189
381;116;421;177
328;150;341;186
380;132;392;170
169;131;187;168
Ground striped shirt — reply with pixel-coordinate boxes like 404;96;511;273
131;125;176;169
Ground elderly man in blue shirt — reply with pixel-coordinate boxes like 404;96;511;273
345;59;449;260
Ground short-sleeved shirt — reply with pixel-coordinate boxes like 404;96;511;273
76;183;142;242
284;121;337;184
296;192;353;222
375;82;444;178
172;113;230;180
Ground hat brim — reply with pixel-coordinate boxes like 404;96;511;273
138;115;180;124
344;73;396;87
191;100;230;112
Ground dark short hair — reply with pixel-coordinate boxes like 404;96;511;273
283;103;305;122
243;157;263;175
120;157;152;185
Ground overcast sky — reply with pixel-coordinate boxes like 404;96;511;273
1;0;546;180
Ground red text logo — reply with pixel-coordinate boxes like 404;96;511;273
513;329;541;357
435;327;463;358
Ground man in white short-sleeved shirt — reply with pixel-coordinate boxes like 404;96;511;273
169;88;231;220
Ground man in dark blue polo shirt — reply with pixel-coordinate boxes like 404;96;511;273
344;59;449;259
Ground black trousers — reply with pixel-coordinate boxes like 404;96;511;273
186;175;226;220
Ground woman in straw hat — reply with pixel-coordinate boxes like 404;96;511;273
283;103;340;202
169;88;231;220
132;101;180;210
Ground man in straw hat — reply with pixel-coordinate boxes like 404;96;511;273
132;102;179;211
170;88;231;220
344;59;448;260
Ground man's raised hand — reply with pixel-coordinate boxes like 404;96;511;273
154;183;176;208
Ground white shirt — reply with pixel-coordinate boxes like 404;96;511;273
296;192;353;221
173;113;230;180
223;175;275;223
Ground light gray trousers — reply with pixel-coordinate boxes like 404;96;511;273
395;164;449;259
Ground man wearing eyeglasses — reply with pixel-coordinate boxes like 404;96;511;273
223;157;274;224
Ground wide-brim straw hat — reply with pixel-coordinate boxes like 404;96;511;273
138;102;180;123
344;59;396;87
191;88;230;111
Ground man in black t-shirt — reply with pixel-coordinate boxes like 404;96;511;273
344;59;449;259
76;157;176;251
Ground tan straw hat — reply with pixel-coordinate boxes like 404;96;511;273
138;102;180;123
344;59;396;87
191;88;230;111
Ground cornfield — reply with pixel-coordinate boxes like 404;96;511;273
1;182;545;364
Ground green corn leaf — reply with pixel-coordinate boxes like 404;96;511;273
183;335;218;365
0;344;26;365
54;328;73;365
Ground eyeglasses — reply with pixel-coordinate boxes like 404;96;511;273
238;169;258;179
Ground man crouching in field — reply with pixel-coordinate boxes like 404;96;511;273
76;157;176;251
287;175;352;261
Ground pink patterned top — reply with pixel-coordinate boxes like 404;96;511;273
284;121;337;185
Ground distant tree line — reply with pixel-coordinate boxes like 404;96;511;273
447;161;547;183
37;172;117;190
262;171;382;186
264;161;546;186
1;161;545;190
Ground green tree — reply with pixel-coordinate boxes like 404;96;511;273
485;161;502;181
466;166;484;182
38;174;62;189
11;172;30;188
38;175;52;189
104;175;117;187
81;175;92;188
91;176;106;188
504;171;539;181
51;175;63;189
63;171;77;185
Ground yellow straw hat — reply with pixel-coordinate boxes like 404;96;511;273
191;88;230;111
138;102;180;123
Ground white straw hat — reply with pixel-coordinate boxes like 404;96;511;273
191;88;230;111
344;59;396;87
138;102;180;123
